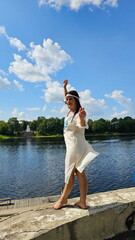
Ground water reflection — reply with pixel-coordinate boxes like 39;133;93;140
0;136;135;200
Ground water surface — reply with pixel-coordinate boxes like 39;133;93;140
0;136;135;199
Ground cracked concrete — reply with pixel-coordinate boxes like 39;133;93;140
0;187;135;240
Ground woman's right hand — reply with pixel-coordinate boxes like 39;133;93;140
63;79;68;87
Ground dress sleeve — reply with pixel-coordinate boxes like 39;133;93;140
75;114;89;129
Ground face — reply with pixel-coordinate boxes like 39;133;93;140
65;96;77;111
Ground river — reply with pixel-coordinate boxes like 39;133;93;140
0;136;135;200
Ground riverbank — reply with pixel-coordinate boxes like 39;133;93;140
0;134;11;139
1;132;135;139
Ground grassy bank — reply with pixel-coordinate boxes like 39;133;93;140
32;134;64;140
1;132;135;139
33;134;63;138
0;135;11;139
86;132;135;137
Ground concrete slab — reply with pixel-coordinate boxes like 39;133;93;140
0;187;135;240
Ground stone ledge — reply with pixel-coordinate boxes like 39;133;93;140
0;187;135;240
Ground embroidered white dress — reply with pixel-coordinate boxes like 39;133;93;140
64;113;99;184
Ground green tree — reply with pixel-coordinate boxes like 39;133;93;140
0;121;8;135
87;119;93;133
6;123;14;135
38;120;47;135
92;119;108;133
21;120;29;131
110;118;119;132
8;117;21;135
46;118;56;134
29;120;37;131
117;118;126;133
111;117;118;123
123;116;135;133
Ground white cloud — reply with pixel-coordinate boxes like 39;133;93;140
111;111;129;119
34;84;43;88
105;90;131;109
79;89;107;118
38;0;119;10
105;90;135;118
9;54;48;82
42;104;47;111
60;104;68;115
9;39;72;83
26;107;40;111
0;69;8;76
43;81;64;102
104;0;118;7
43;80;75;103
51;108;59;113
0;76;11;89
0;25;26;51
0;26;7;36
9;37;26;51
28;39;72;75
12;108;25;119
89;7;94;12
1;27;72;84
13;80;24;91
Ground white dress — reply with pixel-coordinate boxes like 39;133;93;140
64;113;99;184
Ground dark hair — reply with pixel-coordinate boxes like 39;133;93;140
66;90;82;119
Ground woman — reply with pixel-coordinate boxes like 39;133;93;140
53;80;99;210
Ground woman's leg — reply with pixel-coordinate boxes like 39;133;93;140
74;170;88;209
53;167;76;210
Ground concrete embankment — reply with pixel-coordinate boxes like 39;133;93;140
0;187;135;240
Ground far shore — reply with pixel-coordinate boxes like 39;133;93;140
1;132;135;139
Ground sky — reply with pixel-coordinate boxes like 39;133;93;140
0;0;135;121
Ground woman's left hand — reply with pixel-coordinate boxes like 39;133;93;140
79;107;86;119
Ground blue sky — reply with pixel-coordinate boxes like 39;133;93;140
0;0;135;121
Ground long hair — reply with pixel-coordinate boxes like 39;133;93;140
66;90;82;120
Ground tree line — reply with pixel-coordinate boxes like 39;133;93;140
0;116;135;136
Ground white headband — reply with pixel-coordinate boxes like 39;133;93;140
64;93;80;101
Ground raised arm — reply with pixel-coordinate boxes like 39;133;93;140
63;80;68;97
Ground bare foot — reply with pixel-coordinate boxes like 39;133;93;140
74;201;88;209
53;199;67;210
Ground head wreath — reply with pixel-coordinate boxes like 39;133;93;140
64;93;80;101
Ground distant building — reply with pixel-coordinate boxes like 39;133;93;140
26;125;31;132
22;124;34;137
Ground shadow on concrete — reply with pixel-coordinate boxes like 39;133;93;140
60;204;90;210
0;202;14;207
106;230;135;240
